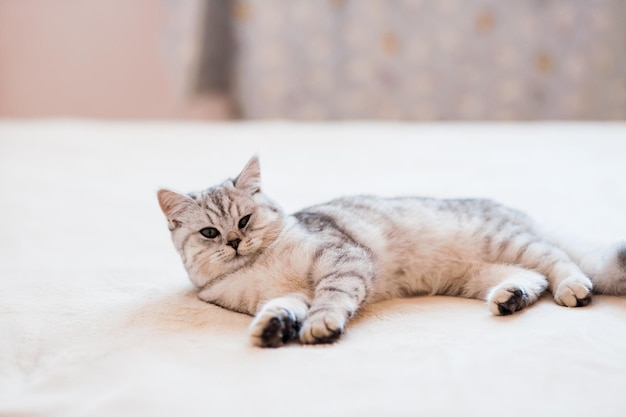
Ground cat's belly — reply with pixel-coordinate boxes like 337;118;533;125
371;258;481;301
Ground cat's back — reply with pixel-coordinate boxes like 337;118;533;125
296;194;522;229
292;195;532;256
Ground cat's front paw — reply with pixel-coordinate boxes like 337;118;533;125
249;308;300;348
488;287;530;316
299;311;345;345
554;276;592;307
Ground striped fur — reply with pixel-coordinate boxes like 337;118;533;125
158;156;626;347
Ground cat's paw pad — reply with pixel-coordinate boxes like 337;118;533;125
554;277;592;307
489;287;530;316
249;308;300;348
299;312;345;345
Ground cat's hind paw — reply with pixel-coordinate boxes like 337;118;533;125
249;308;300;348
554;276;592;307
488;287;531;316
299;311;345;345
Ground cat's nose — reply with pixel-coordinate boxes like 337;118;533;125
227;238;241;250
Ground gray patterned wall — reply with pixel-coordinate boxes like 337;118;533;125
231;0;625;120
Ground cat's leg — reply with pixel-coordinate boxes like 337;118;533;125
249;293;310;348
467;264;548;315
299;246;374;345
523;245;592;307
578;242;626;295
486;232;593;307
299;273;369;344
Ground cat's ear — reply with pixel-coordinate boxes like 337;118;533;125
234;155;261;194
157;189;193;229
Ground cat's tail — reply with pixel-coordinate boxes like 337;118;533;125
575;243;626;295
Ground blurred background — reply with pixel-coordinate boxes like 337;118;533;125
0;0;624;121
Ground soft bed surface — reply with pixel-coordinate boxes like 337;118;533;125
1;121;625;417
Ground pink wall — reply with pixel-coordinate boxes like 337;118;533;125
0;0;229;119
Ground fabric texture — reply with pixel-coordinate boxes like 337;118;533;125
233;0;625;120
1;121;625;416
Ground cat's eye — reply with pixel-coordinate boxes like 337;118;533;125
199;227;220;239
238;214;251;229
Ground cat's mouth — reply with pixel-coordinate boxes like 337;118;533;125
227;241;258;263
231;249;249;260
231;243;253;258
230;248;258;268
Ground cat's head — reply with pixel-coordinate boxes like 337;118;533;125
157;156;284;287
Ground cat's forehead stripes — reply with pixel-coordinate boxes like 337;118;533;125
209;191;227;217
196;186;247;225
195;190;225;225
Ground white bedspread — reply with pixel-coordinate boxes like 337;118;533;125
1;121;625;417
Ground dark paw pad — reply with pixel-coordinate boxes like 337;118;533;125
300;312;347;345
260;312;300;348
311;325;343;345
575;295;592;307
497;288;529;316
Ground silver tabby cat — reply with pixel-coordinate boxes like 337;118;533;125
158;156;626;347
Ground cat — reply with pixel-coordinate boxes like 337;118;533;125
157;156;626;347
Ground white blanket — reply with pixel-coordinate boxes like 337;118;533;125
1;121;625;417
